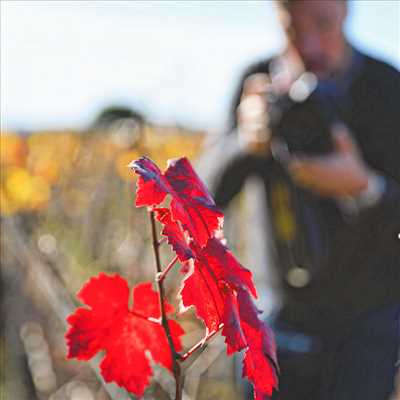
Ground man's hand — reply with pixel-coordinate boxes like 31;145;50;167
237;73;272;153
288;125;374;197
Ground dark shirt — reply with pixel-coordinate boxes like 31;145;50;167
213;50;400;334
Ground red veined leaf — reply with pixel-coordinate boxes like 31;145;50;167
238;289;279;398
179;239;278;398
129;157;170;207
179;238;256;335
200;238;257;297
130;156;223;247
180;256;224;334
154;207;193;262
65;274;184;397
165;157;223;247
221;291;247;354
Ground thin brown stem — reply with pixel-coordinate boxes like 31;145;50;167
178;323;224;362
149;211;183;400
157;255;179;283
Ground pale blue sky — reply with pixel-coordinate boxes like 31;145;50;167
1;0;399;132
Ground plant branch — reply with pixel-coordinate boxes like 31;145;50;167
149;211;183;400
179;323;224;362
157;255;179;283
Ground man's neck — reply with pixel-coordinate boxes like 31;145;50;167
329;42;353;81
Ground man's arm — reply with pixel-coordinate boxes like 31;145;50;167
288;125;400;218
211;62;273;209
212;152;271;209
289;60;400;217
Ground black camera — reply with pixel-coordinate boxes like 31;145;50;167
264;73;343;288
268;72;341;164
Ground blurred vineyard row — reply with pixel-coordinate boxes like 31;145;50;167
1;122;240;400
1;124;201;215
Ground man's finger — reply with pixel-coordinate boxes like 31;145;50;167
242;73;271;97
289;160;316;182
332;124;358;155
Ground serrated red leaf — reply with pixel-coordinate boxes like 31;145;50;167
180;258;224;333
199;238;257;297
238;289;278;398
179;239;278;397
180;238;255;333
221;291;247;354
130;157;170;207
155;207;193;262
165;158;223;247
130;156;223;247
65;274;184;397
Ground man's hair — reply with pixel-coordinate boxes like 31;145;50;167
276;0;347;9
275;0;290;8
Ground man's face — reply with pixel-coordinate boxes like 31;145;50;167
284;0;348;78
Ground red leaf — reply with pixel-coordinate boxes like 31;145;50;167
165;158;223;247
179;240;278;397
180;258;224;334
130;156;223;247
65;274;184;397
199;238;257;297
129;157;169;207
238;289;279;398
179;238;253;335
155;207;193;262
221;292;247;355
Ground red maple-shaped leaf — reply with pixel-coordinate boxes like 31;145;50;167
130;156;223;247
65;274;184;397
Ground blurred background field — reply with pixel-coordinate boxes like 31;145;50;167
1;1;398;399
1;119;245;400
1;121;249;400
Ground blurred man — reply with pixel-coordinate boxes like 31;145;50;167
212;1;400;399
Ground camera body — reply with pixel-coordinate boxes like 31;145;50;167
269;73;339;163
